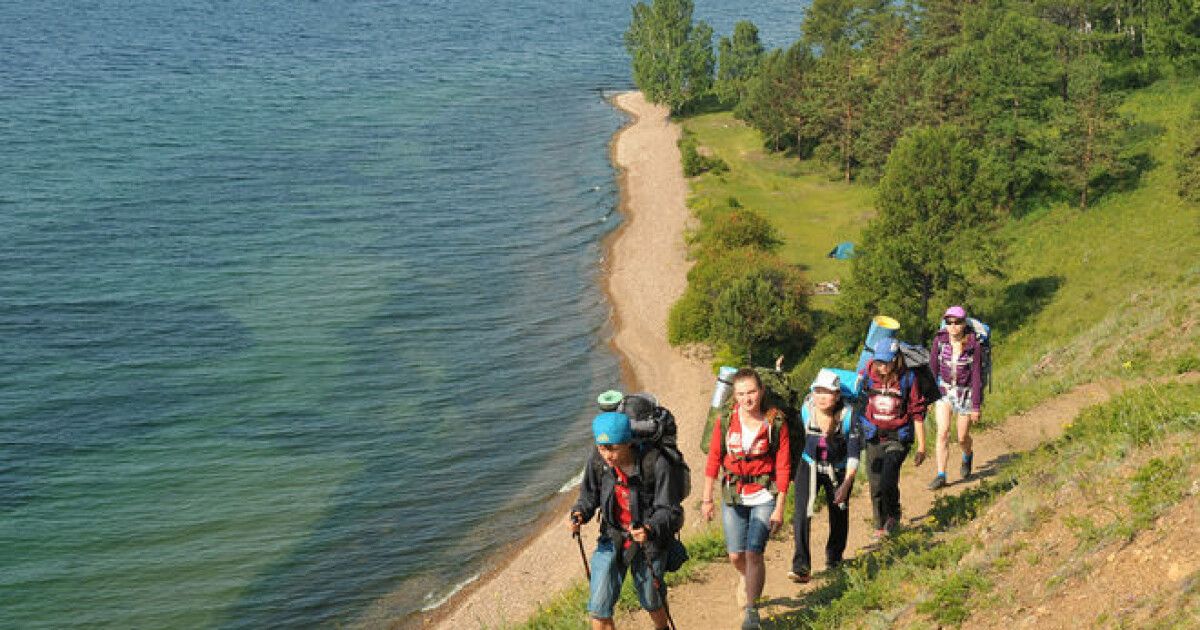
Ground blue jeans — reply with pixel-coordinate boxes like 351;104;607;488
587;536;665;619
721;499;775;553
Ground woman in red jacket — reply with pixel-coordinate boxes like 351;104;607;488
701;369;790;630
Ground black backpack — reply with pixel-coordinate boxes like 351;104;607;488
593;394;691;525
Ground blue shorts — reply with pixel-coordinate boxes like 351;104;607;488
721;499;775;553
936;386;974;415
587;536;665;619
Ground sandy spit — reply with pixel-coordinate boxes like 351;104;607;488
394;92;713;629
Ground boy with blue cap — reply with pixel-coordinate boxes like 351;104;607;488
569;411;679;630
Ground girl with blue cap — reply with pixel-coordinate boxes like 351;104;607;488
858;337;928;540
569;411;679;630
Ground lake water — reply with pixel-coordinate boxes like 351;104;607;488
0;1;809;626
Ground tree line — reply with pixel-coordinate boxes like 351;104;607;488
629;0;1199;369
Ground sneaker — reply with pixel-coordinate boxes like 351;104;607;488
742;606;762;630
928;473;947;490
787;570;811;583
961;453;974;479
871;528;887;542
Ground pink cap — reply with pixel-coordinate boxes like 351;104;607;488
943;305;967;319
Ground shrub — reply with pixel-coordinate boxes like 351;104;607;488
680;132;730;177
695;207;782;255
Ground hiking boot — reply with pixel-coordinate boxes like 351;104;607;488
928;473;947;490
787;570;810;584
742;606;762;629
961;453;974;479
825;558;841;571
884;517;898;534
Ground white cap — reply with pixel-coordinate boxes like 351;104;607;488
810;368;842;393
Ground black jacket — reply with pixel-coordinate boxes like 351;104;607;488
572;447;682;557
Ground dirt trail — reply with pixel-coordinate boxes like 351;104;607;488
617;377;1193;629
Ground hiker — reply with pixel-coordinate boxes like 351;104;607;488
700;368;791;630
789;369;862;583
569;411;680;630
859;338;928;540
928;305;985;489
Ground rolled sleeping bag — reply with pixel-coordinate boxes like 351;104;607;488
700;366;738;454
855;315;900;373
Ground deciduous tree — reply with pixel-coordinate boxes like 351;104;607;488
625;0;716;114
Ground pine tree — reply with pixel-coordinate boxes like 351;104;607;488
1050;53;1131;209
716;21;765;108
837;125;1006;337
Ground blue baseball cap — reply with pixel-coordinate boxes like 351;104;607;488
593;412;632;445
873;338;899;362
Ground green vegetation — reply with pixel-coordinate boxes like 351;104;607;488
625;0;714;115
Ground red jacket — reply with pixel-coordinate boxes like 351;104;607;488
705;406;791;496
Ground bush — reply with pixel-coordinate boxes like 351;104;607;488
680;132;730;177
695;207;782;255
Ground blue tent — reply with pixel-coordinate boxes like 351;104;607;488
827;241;855;260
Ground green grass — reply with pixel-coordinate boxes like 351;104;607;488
680;112;876;313
978;78;1200;422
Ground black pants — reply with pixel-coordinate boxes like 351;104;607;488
791;459;848;574
865;438;911;529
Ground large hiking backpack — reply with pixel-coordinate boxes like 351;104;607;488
625;393;691;508
600;393;692;512
896;342;943;404
939;317;993;393
700;367;801;456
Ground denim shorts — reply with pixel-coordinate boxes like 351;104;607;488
587;536;665;619
721;499;775;553
936;388;973;415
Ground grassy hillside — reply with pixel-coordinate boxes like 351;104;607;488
979;79;1200;421
767;380;1200;629
679;78;1199;422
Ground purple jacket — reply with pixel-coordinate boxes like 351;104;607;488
930;329;984;412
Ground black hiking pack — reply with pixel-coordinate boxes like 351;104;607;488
591;393;691;522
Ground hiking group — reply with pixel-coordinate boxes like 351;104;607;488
569;306;990;630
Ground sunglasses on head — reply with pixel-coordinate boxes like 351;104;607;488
944;318;965;325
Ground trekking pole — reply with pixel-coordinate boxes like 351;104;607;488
571;515;590;580
572;531;590;580
636;534;676;630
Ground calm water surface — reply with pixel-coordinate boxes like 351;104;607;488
0;1;809;626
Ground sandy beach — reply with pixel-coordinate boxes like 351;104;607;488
417;92;712;629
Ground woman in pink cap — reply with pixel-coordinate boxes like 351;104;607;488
927;305;985;490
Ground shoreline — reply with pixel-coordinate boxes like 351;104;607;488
398;91;712;630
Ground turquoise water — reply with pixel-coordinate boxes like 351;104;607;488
0;1;809;627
